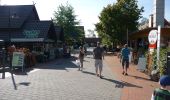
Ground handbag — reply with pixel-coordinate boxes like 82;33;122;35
76;59;80;66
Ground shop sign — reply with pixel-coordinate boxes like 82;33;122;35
137;57;146;71
12;52;24;67
23;30;40;38
148;30;158;44
148;30;157;48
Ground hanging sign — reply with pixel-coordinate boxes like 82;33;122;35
148;30;158;48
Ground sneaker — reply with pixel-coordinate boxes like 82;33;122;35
100;75;103;79
125;73;128;75
122;71;125;75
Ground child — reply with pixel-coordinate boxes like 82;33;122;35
151;75;170;100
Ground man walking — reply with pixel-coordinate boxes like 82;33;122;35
93;42;104;78
121;44;130;75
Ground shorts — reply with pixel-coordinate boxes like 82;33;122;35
122;58;129;69
95;59;103;71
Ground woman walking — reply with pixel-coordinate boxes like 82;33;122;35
78;46;85;71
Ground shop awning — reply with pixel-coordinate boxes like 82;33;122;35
11;38;44;42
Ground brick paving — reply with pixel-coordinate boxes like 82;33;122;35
0;53;121;100
0;49;160;100
104;53;160;100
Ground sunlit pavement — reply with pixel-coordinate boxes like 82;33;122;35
105;53;159;100
0;50;122;100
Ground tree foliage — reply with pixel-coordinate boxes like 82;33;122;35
95;0;144;45
53;3;83;44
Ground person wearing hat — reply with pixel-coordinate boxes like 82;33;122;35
151;75;170;100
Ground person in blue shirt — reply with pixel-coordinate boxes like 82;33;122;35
121;44;130;75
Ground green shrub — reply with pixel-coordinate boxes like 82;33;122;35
144;47;170;76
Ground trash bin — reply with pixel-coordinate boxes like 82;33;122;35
166;52;170;75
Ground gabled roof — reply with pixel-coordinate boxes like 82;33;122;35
0;20;57;42
54;25;64;41
0;5;39;29
22;21;52;39
164;19;170;27
11;21;56;42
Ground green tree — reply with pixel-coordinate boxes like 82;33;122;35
53;3;83;44
95;0;143;46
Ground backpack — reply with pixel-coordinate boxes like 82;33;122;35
153;88;170;100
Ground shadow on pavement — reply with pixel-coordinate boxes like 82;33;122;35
102;77;143;88
35;56;79;70
128;74;151;81
18;82;31;86
12;68;34;75
82;70;96;75
121;81;143;88
82;70;142;89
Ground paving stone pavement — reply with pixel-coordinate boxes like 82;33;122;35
0;54;122;100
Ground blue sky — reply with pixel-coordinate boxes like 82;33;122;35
1;0;170;35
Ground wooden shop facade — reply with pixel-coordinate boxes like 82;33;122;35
0;5;64;66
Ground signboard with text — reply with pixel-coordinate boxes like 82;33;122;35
12;52;24;67
148;30;158;49
23;30;40;38
137;57;146;71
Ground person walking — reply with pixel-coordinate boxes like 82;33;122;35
78;46;85;71
93;42;104;78
151;75;170;100
121;44;130;75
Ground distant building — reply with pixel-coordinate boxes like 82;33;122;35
84;38;101;47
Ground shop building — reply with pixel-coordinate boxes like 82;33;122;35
0;5;64;63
